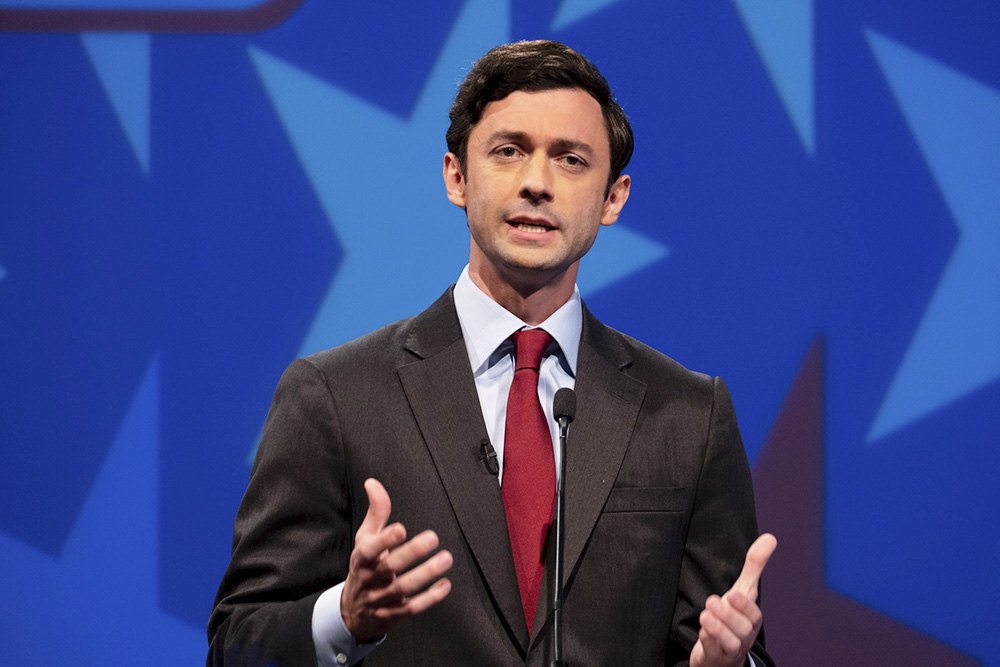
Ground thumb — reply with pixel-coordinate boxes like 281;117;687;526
732;533;777;598
357;478;391;539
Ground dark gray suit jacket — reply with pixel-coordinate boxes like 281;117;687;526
208;288;774;666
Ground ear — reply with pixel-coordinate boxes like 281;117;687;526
600;174;631;226
443;152;467;208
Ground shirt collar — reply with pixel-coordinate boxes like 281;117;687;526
453;265;582;376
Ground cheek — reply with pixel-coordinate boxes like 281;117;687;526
467;182;503;218
573;197;608;232
463;188;496;234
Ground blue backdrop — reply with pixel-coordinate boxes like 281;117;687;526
2;1;997;664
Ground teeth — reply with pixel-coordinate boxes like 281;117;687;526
515;223;549;233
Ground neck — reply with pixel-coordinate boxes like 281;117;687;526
468;261;577;326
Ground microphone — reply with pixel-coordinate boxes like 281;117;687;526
551;388;575;667
554;387;576;430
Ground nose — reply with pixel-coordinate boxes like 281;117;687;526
519;153;553;204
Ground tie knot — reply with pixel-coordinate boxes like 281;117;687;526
512;329;552;372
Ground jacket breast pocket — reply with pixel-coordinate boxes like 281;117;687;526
601;485;687;513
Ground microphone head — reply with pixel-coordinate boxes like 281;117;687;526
553;387;576;423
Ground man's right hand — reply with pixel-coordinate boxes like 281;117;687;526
341;478;453;644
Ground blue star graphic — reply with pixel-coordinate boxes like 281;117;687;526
732;0;815;155
865;30;1000;442
551;0;625;31
249;0;666;363
0;32;159;556
0;355;205;663
0;29;339;624
81;31;151;176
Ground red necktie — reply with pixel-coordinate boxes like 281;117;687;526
502;328;555;632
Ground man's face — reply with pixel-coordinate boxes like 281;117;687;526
444;88;630;293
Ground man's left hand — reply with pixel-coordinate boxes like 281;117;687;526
690;533;777;667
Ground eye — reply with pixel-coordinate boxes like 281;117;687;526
560;154;588;169
496;146;520;158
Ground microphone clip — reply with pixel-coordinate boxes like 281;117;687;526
480;439;499;476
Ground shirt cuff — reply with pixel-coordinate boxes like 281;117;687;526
312;582;381;667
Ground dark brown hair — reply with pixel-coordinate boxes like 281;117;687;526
446;40;633;196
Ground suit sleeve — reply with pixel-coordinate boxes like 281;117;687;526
666;377;776;667
207;357;354;667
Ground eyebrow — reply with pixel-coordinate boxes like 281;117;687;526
485;130;597;158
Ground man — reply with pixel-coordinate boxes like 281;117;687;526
209;40;776;667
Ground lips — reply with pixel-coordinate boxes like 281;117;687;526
507;216;555;234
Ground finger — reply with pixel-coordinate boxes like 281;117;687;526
724;590;763;629
373;577;453;622
354;530;446;597
732;533;777;598
368;549;453;608
354;521;407;565
706;595;754;644
400;577;452;615
378;530;442;574
697;624;725;662
356;478;392;542
699;605;743;657
345;577;453;644
689;638;706;667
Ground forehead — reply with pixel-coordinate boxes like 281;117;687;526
470;88;609;156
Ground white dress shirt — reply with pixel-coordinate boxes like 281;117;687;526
452;265;581;484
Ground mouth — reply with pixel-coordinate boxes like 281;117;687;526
507;216;555;234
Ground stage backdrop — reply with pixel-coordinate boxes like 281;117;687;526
2;1;997;664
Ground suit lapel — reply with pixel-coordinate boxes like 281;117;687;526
531;306;647;644
396;289;530;652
